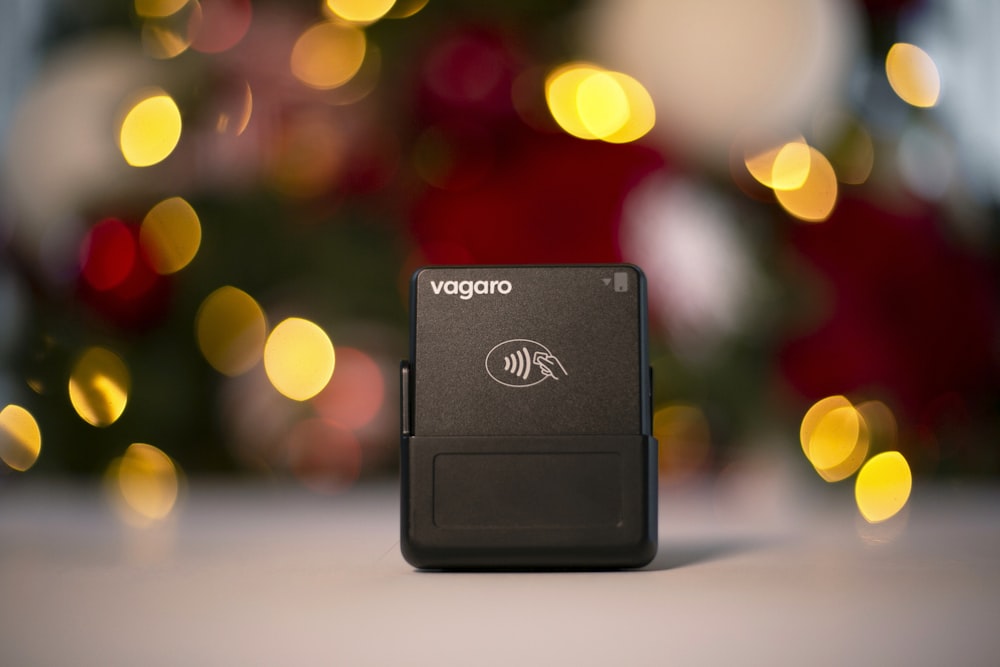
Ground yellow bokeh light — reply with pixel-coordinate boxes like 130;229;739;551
855;451;912;523
118;92;183;167
771;141;812;191
800;395;870;482
264;317;336;401
108;443;179;525
546;63;603;140
68;347;130;427
325;0;395;23
290;21;367;90
140;196;201;274
812;407;869;482
196;286;267;376
577;71;630;139
602;72;656;144
743;134;806;189
775;146;838;222
385;0;427;18
800;395;851;452
808;406;861;470
0;404;42;472
546;64;655;143
134;0;188;18
886;43;940;108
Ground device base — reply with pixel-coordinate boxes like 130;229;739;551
400;434;658;570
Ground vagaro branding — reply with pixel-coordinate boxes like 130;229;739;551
485;339;567;387
430;279;512;300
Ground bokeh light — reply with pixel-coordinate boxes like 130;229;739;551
80;219;137;291
855;451;912;523
546;64;596;138
385;0;427;18
118;92;183;167
771;141;812;191
601;72;656;144
325;0;395;24
885;43;940;108
290;21;367;90
800;395;869;482
774;146;838;222
545;63;655;143
68;347;130;427
742;134;806;189
0;404;42;472
313;346;384;430
196;286;267;376
106;443;180;525
576;70;630;139
263;318;336;401
140;196;202;274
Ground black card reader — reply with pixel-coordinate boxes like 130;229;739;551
400;265;658;569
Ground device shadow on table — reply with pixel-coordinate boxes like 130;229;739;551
642;535;782;571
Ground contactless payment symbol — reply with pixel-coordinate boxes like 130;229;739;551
485;339;568;387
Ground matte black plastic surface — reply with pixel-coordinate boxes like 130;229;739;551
401;434;657;569
401;265;657;569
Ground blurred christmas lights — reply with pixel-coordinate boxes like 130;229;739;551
68;347;130;428
263;318;336;401
290;21;367;90
545;63;655;143
325;0;396;24
885;43;940;108
0;404;42;472
105;442;180;525
800;396;870;482
140;197;202;275
118;91;183;167
855;451;912;523
196;286;267;377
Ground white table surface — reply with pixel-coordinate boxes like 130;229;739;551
2;465;999;666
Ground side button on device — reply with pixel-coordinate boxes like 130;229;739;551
400;362;411;438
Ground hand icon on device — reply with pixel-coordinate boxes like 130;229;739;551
532;350;568;381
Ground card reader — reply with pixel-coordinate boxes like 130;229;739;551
400;265;657;569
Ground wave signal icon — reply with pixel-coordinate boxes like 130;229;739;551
502;347;534;381
486;339;567;387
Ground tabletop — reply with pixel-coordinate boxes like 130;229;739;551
2;464;999;666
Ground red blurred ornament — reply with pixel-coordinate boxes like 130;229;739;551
76;218;172;331
80;218;136;292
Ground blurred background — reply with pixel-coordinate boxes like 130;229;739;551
1;0;998;525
